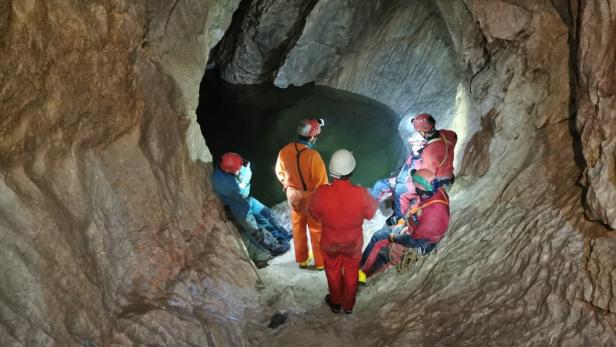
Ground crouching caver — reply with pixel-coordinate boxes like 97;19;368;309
212;152;292;267
360;169;450;280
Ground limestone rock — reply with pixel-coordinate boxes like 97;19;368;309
576;0;616;229
0;1;258;346
215;0;319;84
469;0;532;42
278;0;461;120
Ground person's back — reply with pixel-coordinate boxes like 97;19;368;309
310;180;376;254
276;142;328;193
212;164;250;219
275;118;328;269
419;129;457;181
408;187;450;244
308;149;376;315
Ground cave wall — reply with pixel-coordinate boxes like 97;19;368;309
576;0;616;229
214;0;461;121
0;1;262;346
1;0;616;346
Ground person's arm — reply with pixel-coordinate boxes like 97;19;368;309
237;165;252;198
308;189;323;221
363;188;378;220
391;206;448;246
275;152;286;187
311;151;329;187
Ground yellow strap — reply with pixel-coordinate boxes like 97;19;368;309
426;133;451;169
408;191;449;215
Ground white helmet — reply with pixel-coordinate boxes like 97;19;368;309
329;149;356;179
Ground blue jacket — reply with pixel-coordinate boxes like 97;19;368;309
212;165;252;219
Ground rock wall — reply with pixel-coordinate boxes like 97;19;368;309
214;0;461;120
263;1;616;344
0;1;262;346
576;0;616;229
1;0;616;346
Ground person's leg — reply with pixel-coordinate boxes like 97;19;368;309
307;214;324;268
369;247;392;275
241;213;287;255
291;209;309;263
360;228;390;266
360;229;391;275
370;179;393;201
341;252;362;312
323;251;343;310
251;197;291;242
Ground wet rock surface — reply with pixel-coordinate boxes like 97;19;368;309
1;0;616;346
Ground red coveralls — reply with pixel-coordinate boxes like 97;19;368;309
361;188;450;276
399;129;457;214
309;179;377;311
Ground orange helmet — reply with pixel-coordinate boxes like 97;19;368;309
297;118;324;137
411;113;436;132
411;168;435;192
219;152;243;174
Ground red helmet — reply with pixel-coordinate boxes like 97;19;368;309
297;118;324;137
411;168;435;191
220;152;243;174
412;113;436;132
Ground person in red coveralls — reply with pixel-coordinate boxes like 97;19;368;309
309;149;377;314
359;168;450;280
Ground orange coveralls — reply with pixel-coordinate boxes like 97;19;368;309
276;142;329;267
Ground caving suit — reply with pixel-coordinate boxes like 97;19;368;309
370;132;427;218
309;179;377;311
361;188;450;276
276;141;328;267
398;129;458;216
212;165;291;261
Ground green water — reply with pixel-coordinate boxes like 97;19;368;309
197;72;405;206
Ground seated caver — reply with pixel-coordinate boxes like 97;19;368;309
360;169;450;280
372;114;457;227
370;114;456;224
212;152;292;267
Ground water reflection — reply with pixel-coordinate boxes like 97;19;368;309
197;71;405;206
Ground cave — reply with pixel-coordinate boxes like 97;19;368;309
1;0;616;346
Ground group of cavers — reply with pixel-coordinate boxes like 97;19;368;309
212;114;457;315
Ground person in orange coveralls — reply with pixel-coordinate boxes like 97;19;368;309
276;118;329;269
309;149;377;314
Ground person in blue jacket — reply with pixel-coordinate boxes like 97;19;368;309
212;152;291;266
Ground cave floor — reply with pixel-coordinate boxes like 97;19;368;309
252;204;390;346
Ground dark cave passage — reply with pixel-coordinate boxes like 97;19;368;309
197;70;405;206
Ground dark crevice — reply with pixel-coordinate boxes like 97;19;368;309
268;0;320;80
207;0;253;69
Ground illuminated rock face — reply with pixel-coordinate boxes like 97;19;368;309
576;0;616;229
214;0;460;120
1;0;616;346
0;1;262;346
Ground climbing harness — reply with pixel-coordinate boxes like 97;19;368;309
390;192;449;272
294;142;308;191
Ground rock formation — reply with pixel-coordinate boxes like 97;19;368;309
214;0;461;122
1;0;615;346
0;1;263;345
